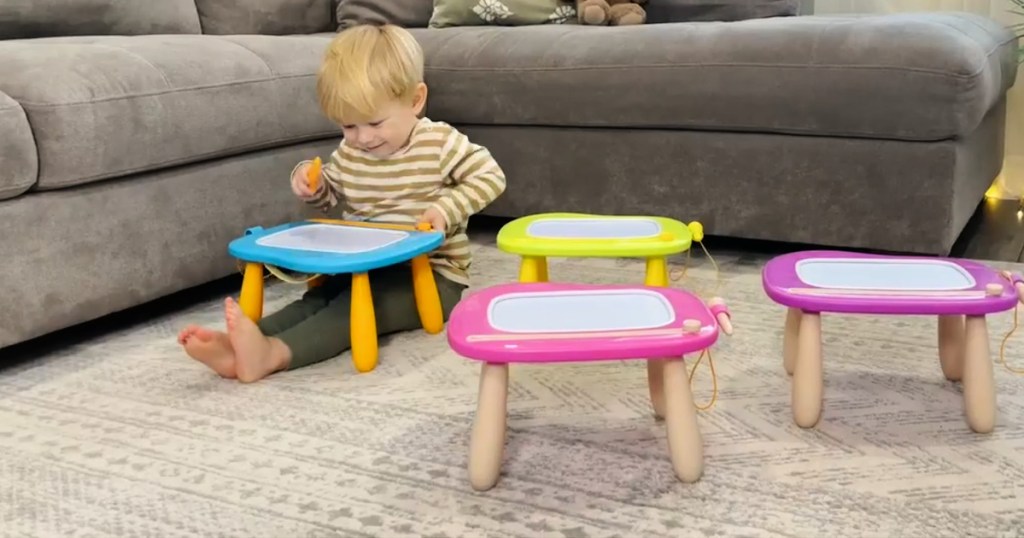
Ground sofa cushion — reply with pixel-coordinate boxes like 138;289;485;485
646;0;800;24
413;12;1019;141
0;34;340;192
336;0;434;29
195;0;335;35
0;91;36;201
0;0;201;39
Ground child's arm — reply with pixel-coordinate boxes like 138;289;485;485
431;129;507;231
293;149;344;212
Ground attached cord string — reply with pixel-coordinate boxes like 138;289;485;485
669;221;724;411
688;349;718;411
998;271;1023;374
235;260;321;285
999;304;1020;374
264;264;321;284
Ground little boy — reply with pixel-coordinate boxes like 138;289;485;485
177;24;506;382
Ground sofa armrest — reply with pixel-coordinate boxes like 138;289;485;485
645;0;801;24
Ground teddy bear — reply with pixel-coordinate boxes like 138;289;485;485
574;0;647;26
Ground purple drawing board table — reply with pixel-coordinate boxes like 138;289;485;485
446;282;734;491
762;250;1024;434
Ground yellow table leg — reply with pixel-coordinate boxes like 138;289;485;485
519;256;547;283
411;254;444;334
350;272;378;373
239;262;264;322
645;256;668;287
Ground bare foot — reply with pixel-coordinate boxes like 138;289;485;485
179;324;237;379
224;297;290;383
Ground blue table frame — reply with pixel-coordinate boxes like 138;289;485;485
227;219;445;373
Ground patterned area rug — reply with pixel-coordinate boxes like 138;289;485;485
2;237;1024;537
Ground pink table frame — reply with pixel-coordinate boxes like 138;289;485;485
447;282;732;491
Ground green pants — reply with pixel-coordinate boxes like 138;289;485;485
257;264;467;370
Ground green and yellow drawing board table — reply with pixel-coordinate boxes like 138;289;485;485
495;212;695;287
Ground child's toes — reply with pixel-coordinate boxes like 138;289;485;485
224;298;238;329
192;327;215;342
178;325;197;345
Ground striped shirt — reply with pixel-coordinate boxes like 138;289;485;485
300;118;506;286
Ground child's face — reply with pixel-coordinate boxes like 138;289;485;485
341;83;427;158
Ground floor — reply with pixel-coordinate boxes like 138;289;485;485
2;234;1022;537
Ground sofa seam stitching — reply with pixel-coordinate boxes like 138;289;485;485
88;44;173;88
34;131;341;188
13;74;315;108
214;37;278;76
424;63;986;79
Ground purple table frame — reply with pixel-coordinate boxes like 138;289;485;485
762;250;1024;433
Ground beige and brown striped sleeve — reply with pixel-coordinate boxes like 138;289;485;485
433;127;507;231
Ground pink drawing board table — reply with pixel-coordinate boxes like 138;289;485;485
447;282;733;491
762;250;1024;433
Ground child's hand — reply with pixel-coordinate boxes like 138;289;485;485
419;207;447;233
290;161;317;200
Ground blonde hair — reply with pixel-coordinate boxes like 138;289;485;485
316;24;425;125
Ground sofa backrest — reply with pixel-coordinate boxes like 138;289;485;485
0;0;202;39
332;0;802;28
646;0;802;24
0;0;810;40
0;0;337;40
195;0;336;35
336;0;433;30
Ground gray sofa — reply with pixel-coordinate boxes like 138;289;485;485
0;0;1019;350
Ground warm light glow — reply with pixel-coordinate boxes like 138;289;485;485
985;182;1004;199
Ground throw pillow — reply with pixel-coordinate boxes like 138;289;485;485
429;0;577;29
336;0;435;29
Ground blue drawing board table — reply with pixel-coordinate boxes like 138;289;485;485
228;219;446;373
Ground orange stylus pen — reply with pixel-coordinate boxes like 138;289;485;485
307;157;322;192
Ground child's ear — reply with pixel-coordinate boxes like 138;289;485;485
412;82;428;116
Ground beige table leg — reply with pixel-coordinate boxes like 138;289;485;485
792;311;823;428
468;362;509;491
937;315;965;382
963;315;996;433
662;358;703;483
647;358;666;419
643;255;670;420
783;308;801;376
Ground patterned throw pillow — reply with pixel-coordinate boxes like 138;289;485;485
429;0;577;28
